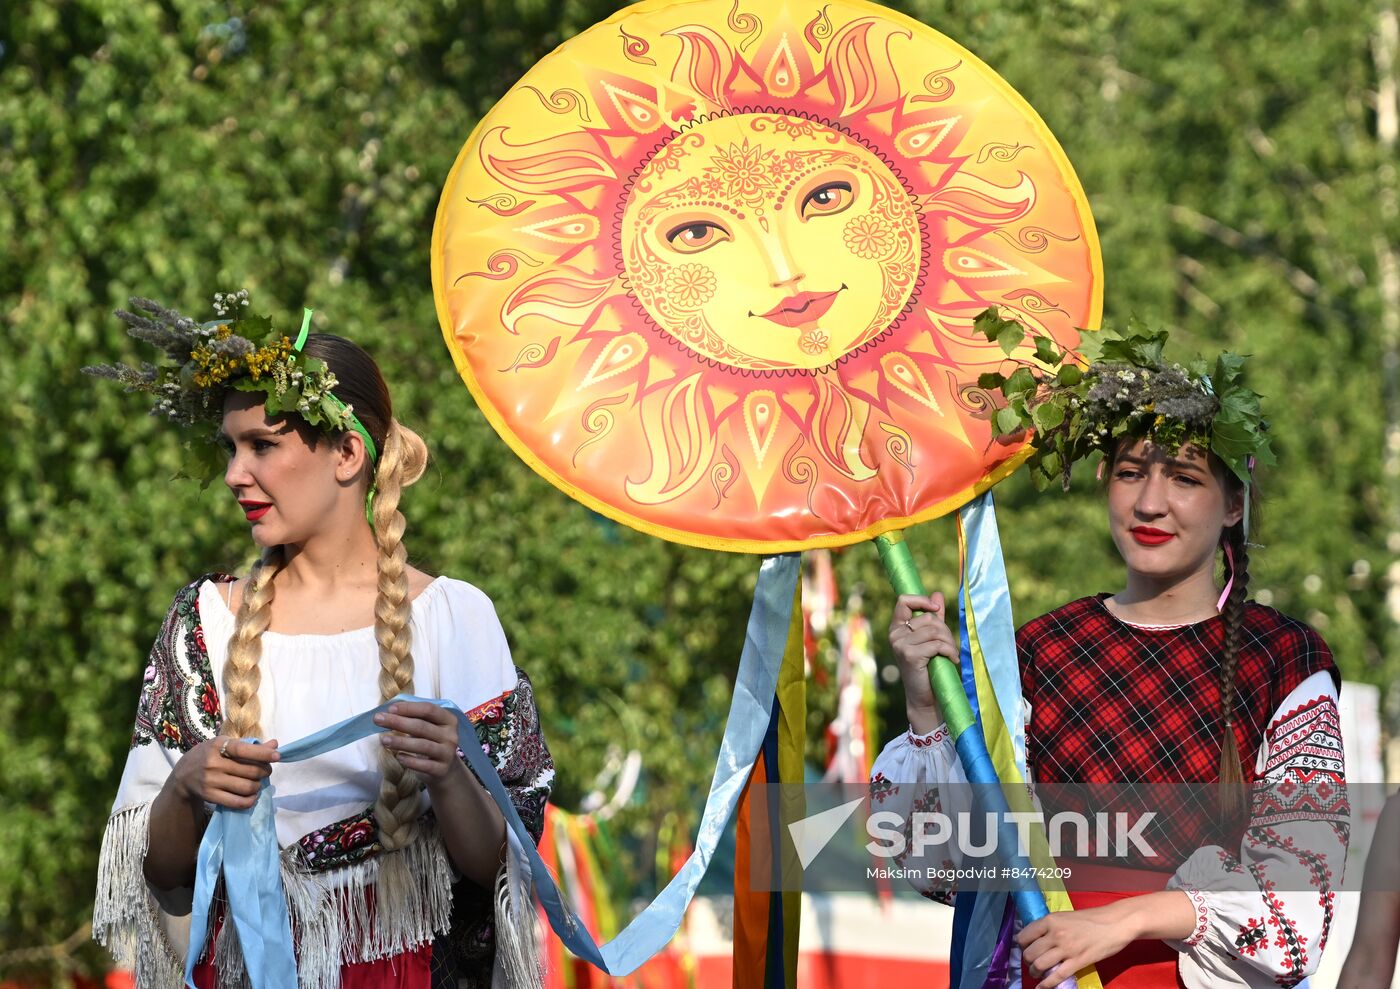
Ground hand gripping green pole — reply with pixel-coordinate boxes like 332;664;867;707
874;530;975;739
873;530;1060;937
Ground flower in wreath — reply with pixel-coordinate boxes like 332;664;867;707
666;263;718;309
843;214;894;259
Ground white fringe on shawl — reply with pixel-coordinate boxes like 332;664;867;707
93;801;186;989
491;830;545;989
95;802;542;989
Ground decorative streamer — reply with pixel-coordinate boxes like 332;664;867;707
775;581;806;989
537;813;571;989
950;494;1099;989
761;707;785;989
874;526;1086;989
185;555;799;988
733;735;772;989
733;577;804;989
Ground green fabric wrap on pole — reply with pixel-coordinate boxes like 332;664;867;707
874;531;975;739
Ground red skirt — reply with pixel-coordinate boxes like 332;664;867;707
190;909;434;989
194;945;431;988
1022;865;1186;989
192;943;432;988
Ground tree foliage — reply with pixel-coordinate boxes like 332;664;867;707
1;0;1394;974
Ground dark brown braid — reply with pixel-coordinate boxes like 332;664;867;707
1216;520;1250;822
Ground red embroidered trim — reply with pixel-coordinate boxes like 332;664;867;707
1272;693;1341;730
907;726;949;747
464;689;512;723
1181;886;1209;947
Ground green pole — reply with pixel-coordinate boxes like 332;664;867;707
872;528;1062;943
874;530;974;739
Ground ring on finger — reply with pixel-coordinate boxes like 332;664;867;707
903;619;915;633
219;738;231;758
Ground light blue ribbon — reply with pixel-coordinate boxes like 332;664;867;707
953;493;1033;989
959;493;1027;777
185;553;799;987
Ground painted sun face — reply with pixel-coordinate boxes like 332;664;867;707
620;114;921;370
434;0;1102;550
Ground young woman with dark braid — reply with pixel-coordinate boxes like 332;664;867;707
870;328;1347;988
91;300;553;989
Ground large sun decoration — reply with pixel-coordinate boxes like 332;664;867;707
433;0;1102;551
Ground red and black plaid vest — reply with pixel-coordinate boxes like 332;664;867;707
1017;594;1337;869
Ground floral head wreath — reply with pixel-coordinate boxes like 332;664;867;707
974;308;1274;534
85;293;380;492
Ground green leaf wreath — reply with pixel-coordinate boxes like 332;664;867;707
973;308;1275;491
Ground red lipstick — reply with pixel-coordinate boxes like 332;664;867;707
755;289;841;328
1130;526;1174;546
239;500;272;522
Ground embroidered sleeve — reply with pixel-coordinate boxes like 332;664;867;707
94;575;227;988
437;670;556;974
130;574;224;752
467;669;555;844
868;723;965;905
1167;671;1348;987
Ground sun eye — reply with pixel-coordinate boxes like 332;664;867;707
800;181;854;219
664;220;731;254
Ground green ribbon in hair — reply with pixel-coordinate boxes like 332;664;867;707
295;308;379;523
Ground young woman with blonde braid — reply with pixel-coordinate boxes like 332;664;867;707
92;301;553;989
869;330;1348;988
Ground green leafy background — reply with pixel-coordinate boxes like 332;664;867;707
3;0;1397;977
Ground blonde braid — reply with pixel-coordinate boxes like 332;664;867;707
221;546;283;739
371;419;430;851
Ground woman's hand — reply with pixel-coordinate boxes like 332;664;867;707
1016;891;1194;989
889;592;958;733
375;700;501;884
374;701;465;784
378;700;506;887
171;737;281;810
1017;903;1138;989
